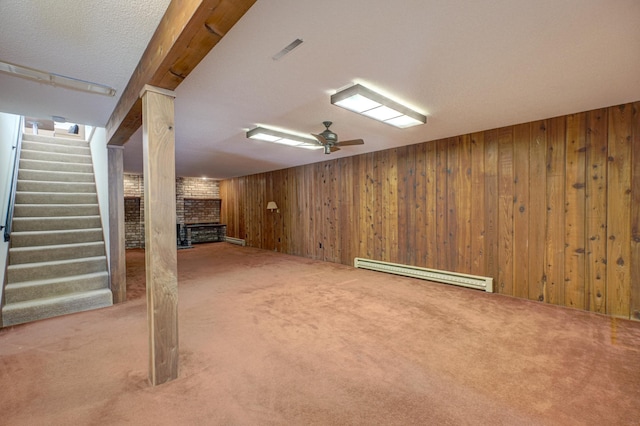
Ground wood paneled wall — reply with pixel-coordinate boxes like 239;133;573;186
220;102;640;320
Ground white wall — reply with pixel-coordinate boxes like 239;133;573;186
0;113;22;300
88;126;111;267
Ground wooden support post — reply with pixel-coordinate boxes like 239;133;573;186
107;145;126;303
140;84;179;386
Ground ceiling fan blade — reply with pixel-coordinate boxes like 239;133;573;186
330;146;341;152
312;133;328;145
336;138;364;146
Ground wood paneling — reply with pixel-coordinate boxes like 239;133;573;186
484;130;500;286
585;109;608;313
435;140;449;270
564;113;587;309
498;127;514;296
424;142;437;268
528;121;547;302
513;124;530;300
545;117;566;306
220;102;640;320
470;132;486;276
631;102;640;320
607;105;632;317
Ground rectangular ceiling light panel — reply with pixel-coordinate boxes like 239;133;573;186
247;127;323;150
0;60;116;97
331;84;426;128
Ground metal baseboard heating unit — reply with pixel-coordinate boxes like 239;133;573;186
225;236;246;246
353;258;493;292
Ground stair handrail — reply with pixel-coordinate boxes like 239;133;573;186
3;116;24;242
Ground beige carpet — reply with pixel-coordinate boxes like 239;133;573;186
1;243;639;425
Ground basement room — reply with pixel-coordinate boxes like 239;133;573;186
0;1;639;424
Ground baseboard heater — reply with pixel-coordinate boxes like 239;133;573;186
353;258;493;292
225;236;246;246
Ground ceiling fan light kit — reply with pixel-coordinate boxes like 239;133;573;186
246;126;323;150
331;83;426;128
312;121;364;155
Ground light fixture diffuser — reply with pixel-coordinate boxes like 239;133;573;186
246;127;323;150
331;84;426;128
0;60;116;97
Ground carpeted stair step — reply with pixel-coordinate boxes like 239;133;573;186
21;140;90;156
13;204;100;217
9;241;105;264
12;216;102;232
2;131;112;327
18;169;95;183
1;288;113;327
4;271;109;303
7;256;107;283
19;159;93;173
20;149;92;164
22;133;88;147
17;180;96;193
10;228;104;247
15;191;97;204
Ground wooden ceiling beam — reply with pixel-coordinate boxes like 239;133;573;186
106;0;256;146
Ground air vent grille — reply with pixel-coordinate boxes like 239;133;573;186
272;38;304;61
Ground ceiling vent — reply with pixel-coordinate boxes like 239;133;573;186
272;39;304;61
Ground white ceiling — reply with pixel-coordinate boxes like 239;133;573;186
0;0;171;126
2;0;640;179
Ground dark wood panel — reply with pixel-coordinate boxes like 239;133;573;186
528;121;548;302
513;123;530;299
585;109;608;313
424;142;437;268
397;146;415;266
564;113;587;310
414;144;428;267
631;102;640;320
484;130;500;285
498;127;514;296
470;132;486;276
607;105;632;317
435;139;449;270
545;117;566;305
448;136;472;273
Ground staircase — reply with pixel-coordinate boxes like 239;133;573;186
2;133;112;327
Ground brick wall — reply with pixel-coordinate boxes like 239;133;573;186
124;174;145;249
123;174;220;248
177;177;221;225
184;199;221;223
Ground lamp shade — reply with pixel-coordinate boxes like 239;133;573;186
267;201;278;211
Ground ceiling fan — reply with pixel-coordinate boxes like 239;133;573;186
312;121;364;154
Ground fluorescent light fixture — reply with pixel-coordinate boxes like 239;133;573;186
246;127;323;150
331;84;426;128
0;60;116;97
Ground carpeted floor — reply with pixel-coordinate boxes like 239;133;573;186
1;243;639;425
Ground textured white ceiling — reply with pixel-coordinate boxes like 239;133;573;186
2;0;640;179
0;0;171;125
